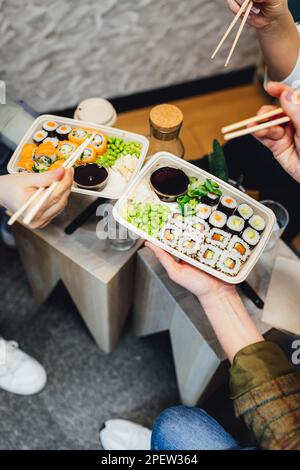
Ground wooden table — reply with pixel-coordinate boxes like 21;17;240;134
12;194;143;353
133;240;298;406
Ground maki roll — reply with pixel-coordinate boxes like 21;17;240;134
90;132;108;155
69;128;89;144
159;224;179;248
185;217;209;236
206;228;231;249
199;244;221;267
44;137;59;148
209;210;227;229
201;192;220;207
35;142;57;162
218;195;237;215
56;125;72;141
77;146;97;165
248;214;265;233
178;234;201;256
33;156;52;172
169;210;184;229
42;120;58;137
226;215;245;235
228;235;250;261
242;227;260;247
195;203;211;220
237;203;253;221
57;141;77;159
33;130;48;144
217;251;241;276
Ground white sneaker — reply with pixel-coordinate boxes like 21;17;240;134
100;419;152;450
0;338;47;395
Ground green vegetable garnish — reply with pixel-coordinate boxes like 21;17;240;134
97;137;142;168
208;139;229;182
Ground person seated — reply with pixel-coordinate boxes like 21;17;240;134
99;83;300;450
0;167;73;395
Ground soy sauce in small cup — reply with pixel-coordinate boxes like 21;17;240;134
150;166;189;202
74;164;108;190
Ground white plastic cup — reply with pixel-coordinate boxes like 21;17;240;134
74;98;117;127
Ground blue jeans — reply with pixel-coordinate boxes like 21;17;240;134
151;406;247;450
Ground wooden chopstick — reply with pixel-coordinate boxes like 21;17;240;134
23;132;96;226
223;116;291;141
8;132;96;227
222;107;284;134
225;1;253;67
211;0;251;60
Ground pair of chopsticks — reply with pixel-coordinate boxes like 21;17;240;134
212;0;253;67
221;107;291;141
8;132;96;227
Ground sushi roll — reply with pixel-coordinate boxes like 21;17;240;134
159;224;179;248
217;251;241;276
242;227;260;247
237;203;253;221
206;228;231;249
77;146;97;165
69;128;89;144
33;156;52;172
201;192;220;207
42;120;58;137
90;132;108;155
209;210;227;229
248;214;266;233
195;203;211;220
33;130;48;144
169;210;184;229
56;125;72;141
226;215;245;235
44;137;59;148
57;141;77;159
227;235;250;261
186;217;209;236
178;234;201;256
218;195;237;215
199;244;222;267
35;142;57;162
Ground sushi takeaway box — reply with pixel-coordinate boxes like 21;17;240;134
7;114;149;200
113;153;276;284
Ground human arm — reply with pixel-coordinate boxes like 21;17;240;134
0;167;73;229
146;242;300;449
227;0;300;82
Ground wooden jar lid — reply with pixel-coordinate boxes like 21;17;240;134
150;104;183;132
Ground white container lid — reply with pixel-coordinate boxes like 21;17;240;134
74;98;117;127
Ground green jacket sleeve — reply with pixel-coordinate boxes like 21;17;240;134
230;341;300;450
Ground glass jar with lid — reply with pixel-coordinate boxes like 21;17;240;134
146;104;185;162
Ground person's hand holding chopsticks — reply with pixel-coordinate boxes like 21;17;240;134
227;0;288;29
251;82;300;183
0;168;73;229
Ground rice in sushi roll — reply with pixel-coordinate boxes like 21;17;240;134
169;210;185;229
218;195;237;215
56;125;72;141
44;137;59;148
57;141;77;159
77;146;97;165
199;244;222;267
206;228;231;249
33;156;52;172
226;215;245;235
178;233;201;256
237;203;253;221
201;192;220;207
209;211;227;229
90;132;108;155
185;216;209;235
248;214;265;233
227;235;250;261
217;251;241;276
195;203;211;220
242;227;260;247
69;128;89;144
42;120;58;137
33;130;48;144
159;224;179;248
